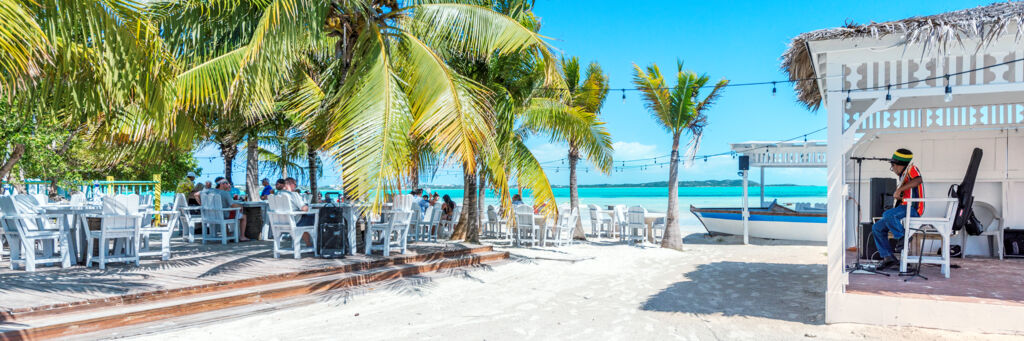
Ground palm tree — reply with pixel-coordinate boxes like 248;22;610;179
542;56;614;239
633;61;727;250
0;0;178;183
155;0;561;214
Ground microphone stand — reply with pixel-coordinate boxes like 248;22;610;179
846;156;892;276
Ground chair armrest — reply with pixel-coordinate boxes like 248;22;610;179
901;198;957;203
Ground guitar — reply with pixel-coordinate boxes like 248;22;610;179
893;159;915;207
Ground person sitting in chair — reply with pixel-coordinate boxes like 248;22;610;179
873;148;925;270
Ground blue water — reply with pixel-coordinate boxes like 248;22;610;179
165;186;826;232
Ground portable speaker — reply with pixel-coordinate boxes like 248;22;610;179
738;155;749;171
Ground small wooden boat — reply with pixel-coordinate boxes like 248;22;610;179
690;200;826;242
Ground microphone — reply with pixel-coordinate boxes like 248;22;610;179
849;156;891;161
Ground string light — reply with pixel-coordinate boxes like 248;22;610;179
621;89;626;104
845;90;852;110
884;84;892;103
771;81;777;97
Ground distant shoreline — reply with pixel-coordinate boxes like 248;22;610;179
412;180;808;190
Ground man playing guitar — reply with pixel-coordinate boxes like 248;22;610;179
872;148;925;271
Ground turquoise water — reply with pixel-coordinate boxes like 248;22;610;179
424;186;826;233
165;186;826;232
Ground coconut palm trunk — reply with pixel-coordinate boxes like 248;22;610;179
662;132;684;249
220;142;237;184
451;163;477;241
245;136;259;201
307;150;319;203
567;145;586;239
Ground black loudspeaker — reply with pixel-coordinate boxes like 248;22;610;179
738;155;749;171
317;205;348;259
860;223;882;260
869;177;896;219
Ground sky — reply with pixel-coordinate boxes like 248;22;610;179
193;0;992;187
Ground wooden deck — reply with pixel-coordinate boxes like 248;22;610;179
846;251;1024;306
0;240;487;319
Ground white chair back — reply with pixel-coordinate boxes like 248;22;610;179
390;209;414;227
0;196;24;234
101;196;140;233
70;193;86;204
113;194;141;214
200;193;227;223
31;194;47;205
450;205;462;224
486;205;498;223
627;206;646;229
428;205;442;225
13;195;40;213
515;205;535;229
267;194;298;227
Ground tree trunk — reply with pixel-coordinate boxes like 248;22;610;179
0;143;26;182
307;150;319;204
469;170;485;243
450;163;477;241
661;132;684;250
245;136;259;201
409;161;419;191
281;165;288;180
568;144;587;240
220;141;238;184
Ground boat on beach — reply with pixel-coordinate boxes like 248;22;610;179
690;200;826;242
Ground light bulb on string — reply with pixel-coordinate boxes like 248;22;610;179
845;90;852;110
621;89;626;104
884;85;892;103
944;75;953;103
771;82;777;97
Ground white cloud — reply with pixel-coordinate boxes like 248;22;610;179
528;142;569;163
612;141;659;160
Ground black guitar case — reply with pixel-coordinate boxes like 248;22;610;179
949;148;983;235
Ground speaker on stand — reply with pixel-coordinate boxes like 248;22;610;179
317;203;348;259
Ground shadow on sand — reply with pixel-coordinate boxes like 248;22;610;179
641;261;826;324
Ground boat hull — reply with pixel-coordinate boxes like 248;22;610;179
690;206;826;242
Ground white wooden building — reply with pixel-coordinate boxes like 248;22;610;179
782;2;1024;334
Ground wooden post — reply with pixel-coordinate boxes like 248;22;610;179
742;169;749;245
153;174;162;225
106;176;114;195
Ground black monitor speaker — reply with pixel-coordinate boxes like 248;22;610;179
738;155;749;171
869;177;896;219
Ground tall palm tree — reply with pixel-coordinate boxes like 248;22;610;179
633;61;727;250
155;0;562;214
538;56;614;239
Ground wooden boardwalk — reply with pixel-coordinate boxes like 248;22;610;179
0;240;478;317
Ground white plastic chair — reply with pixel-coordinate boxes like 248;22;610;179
84;196;142;269
548;207;578;247
200;193;241;244
438;205;461;239
514;205;539;247
612;205;628;241
626;206;648;244
414;205;442;242
267;194;318;259
587;204;612;238
173;193;202;242
899;198;959;278
966;201;1004;259
138;204;179;261
486;205;507;239
365;209;412;257
0;196;71;271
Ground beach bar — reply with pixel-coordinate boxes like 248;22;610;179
784;2;1024;333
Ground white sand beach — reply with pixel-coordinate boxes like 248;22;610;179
117;234;1016;341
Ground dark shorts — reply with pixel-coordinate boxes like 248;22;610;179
298;214;315;226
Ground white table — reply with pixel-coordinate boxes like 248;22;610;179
42;204;101;265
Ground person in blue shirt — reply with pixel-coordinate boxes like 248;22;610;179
419;194;430;213
259;178;273;200
511;194;524;205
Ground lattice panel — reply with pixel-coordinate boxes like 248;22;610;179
845;103;1024;132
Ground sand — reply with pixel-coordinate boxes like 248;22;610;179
120;234;1018;341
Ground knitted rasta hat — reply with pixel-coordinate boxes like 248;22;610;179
891;148;913;166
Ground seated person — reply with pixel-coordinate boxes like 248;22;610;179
430;193;440;207
259;178;273;200
213;179;250;242
511;194;524;205
419;194;430;213
441;195;456;220
279;177;314;247
873;148;924;271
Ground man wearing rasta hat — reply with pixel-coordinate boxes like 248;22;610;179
873;148;925;271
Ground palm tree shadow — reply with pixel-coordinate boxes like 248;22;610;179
641;261;826;325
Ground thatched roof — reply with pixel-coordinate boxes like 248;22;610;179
781;2;1024;110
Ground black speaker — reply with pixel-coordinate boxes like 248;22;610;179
869;177;896;219
738;155;749;171
860;223;882;260
317;205;348;259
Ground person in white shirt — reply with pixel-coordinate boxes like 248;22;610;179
279;177;314;247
